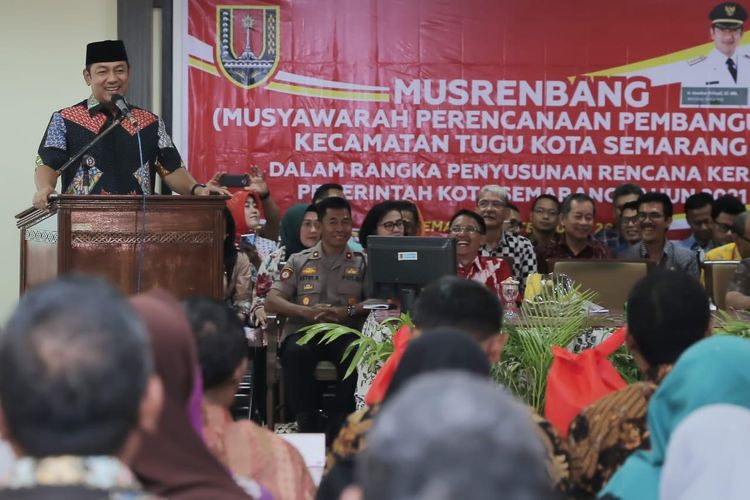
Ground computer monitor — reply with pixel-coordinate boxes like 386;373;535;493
367;236;457;313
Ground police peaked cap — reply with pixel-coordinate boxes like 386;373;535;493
710;2;748;28
86;40;129;66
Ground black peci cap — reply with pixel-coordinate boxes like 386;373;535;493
85;40;129;66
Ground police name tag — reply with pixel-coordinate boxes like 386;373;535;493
397;251;418;261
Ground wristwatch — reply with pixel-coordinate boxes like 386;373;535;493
190;183;207;195
346;304;357;317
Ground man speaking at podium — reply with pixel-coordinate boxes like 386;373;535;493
32;40;227;209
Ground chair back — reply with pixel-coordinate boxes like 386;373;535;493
703;260;740;310
549;259;653;313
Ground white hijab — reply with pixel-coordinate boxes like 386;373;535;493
660;404;750;500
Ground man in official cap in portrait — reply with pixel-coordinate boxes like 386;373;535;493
33;40;228;209
683;2;750;87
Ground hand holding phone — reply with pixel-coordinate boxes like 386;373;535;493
218;173;250;187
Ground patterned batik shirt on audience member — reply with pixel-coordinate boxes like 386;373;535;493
37;96;183;195
535;237;612;274
456;255;512;298
567;365;672;498
479;232;537;291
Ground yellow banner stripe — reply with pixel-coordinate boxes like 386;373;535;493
266;81;390;102
583;34;750;77
188;56;220;76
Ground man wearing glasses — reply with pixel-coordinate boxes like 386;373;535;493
619;193;699;278
527;195;561;248
475;185;537;290
705;194;747;262
724;212;750;308
594;183;644;253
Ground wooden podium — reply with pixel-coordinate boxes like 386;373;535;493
16;195;227;298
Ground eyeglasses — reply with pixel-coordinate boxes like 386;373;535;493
532;208;559;217
503;219;521;228
378;219;405;231
622;215;640;226
715;222;733;234
449;225;481;235
637;212;665;221
477;199;507;209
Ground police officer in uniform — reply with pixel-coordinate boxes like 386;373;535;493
684;2;750;88
267;196;367;434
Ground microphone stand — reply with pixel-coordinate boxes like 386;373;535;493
57;113;126;175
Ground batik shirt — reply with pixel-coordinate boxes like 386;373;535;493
456;255;512;298
479;231;537;291
535;236;612;274
36;96;184;195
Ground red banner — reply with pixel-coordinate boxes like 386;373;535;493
185;0;750;231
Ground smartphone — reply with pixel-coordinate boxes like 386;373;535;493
218;173;250;187
241;233;257;246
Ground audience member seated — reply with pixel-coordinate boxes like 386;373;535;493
184;297;316;500
227;180;281;260
392;200;423;236
568;271;710;497
310;183;366;252
130;290;259;499
528;194;561;248
476;184;537;290
536;193;611;273
659;404;750;500
224;208;254;324
616;200;641;255
358;201;405;250
349;372;554;500
705;196;749;262
709;194;746;249
0;276;162;499
251;203;320;329
503;203;522;235
448;209;512;297
363;276;507;409
723;213;750;309
601;335;750;500
594;183;644;253
678;192;715;253
323;329;493;499
619;192;699;278
339;277;568;492
266;197;367;435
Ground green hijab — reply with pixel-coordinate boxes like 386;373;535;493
600;335;750;499
280;203;310;260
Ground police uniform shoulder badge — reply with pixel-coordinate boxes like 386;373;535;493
280;267;294;281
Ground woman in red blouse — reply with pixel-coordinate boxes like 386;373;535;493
448;209;512;298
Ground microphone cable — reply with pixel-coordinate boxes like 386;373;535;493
134;115;147;294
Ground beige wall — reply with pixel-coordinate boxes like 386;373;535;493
0;1;117;321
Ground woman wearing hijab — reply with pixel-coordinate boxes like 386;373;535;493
227;190;279;261
223;208;254;324
250;203;321;329
129;290;264;500
599;335;750;500
660;404;750;500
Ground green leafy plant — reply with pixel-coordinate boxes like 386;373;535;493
712;309;750;339
296;313;411;379
492;282;599;413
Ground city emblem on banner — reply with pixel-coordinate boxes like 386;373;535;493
216;5;280;89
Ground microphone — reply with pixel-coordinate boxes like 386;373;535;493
112;94;131;118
